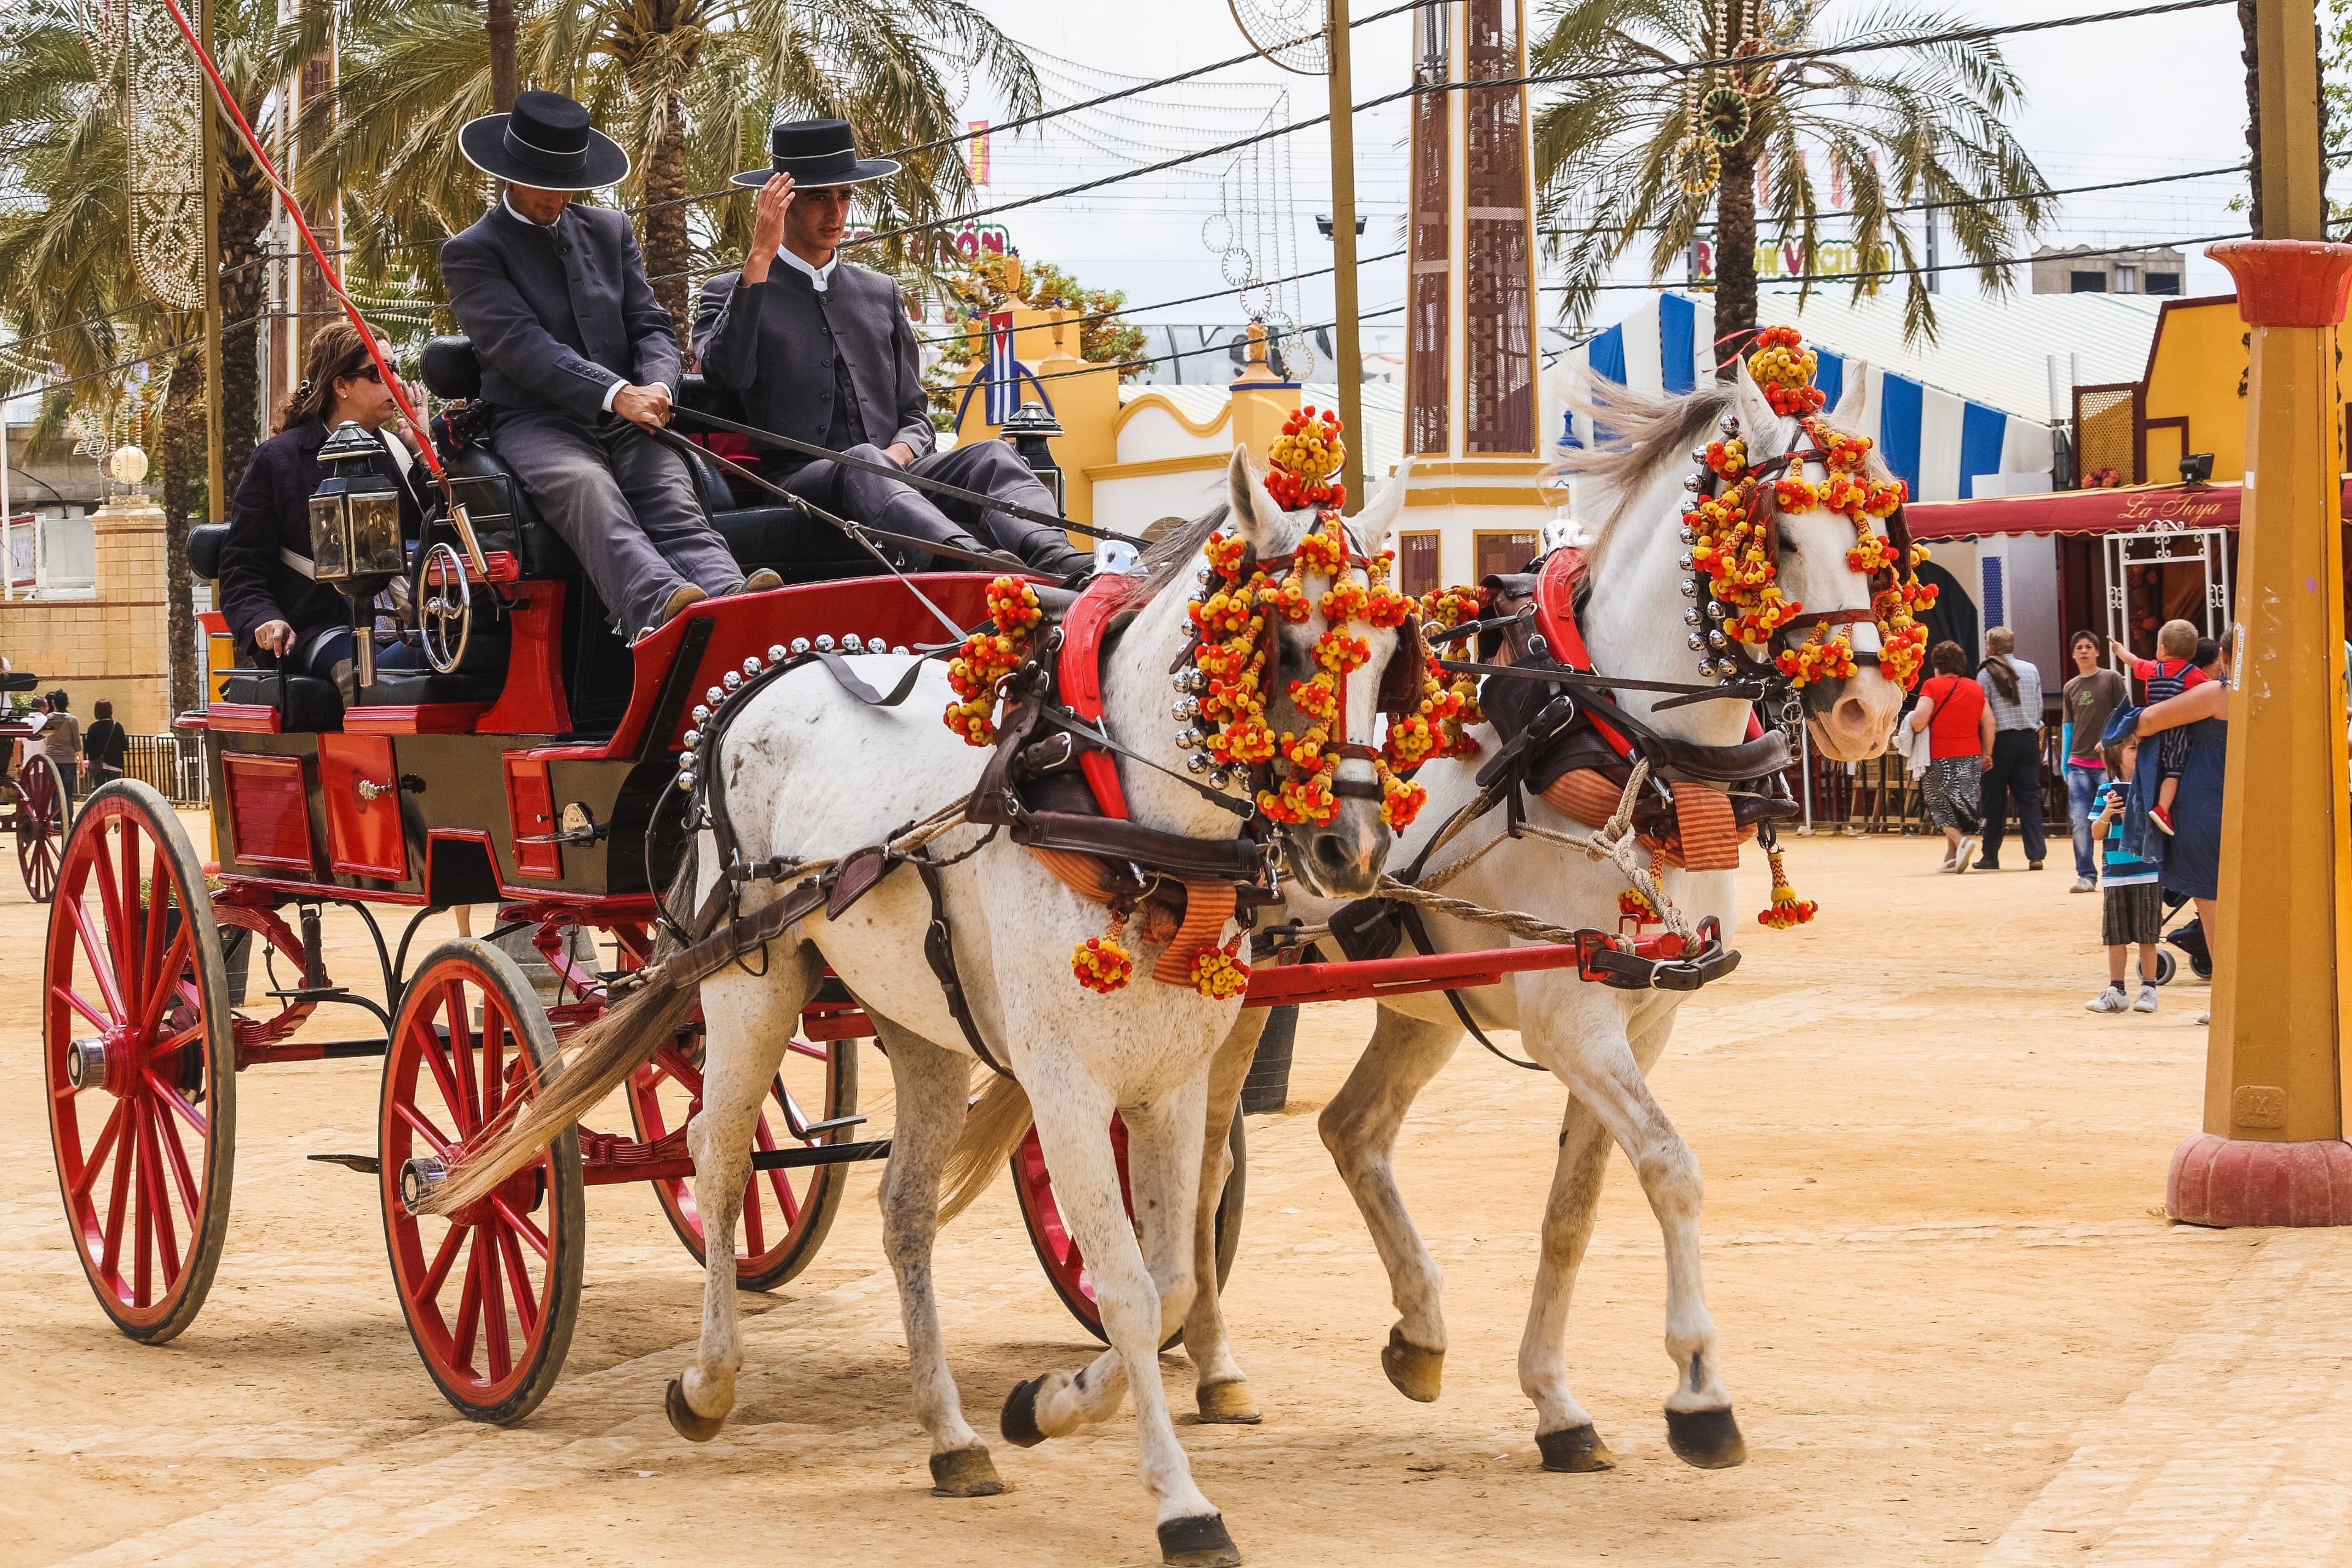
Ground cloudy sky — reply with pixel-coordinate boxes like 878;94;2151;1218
945;0;2272;342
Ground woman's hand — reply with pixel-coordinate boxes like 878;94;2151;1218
2135;679;2230;736
254;619;296;657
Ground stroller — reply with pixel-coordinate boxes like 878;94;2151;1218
2158;894;2212;984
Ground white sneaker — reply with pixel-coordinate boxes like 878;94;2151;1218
2133;985;2159;1013
2071;876;2096;893
2086;986;2130;1014
1954;837;1977;873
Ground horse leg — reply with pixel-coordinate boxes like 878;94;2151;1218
1012;1074;1216;1442
666;948;819;1441
1537;995;1744;1469
1185;1010;1265;1423
1005;1079;1237;1566
1317;1005;1462;1402
1516;1090;1619;1472
870;1020;1006;1497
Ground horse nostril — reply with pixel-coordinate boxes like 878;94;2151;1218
1833;695;1868;732
1311;834;1355;880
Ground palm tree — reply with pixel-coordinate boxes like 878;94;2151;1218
1529;0;2049;359
301;0;1039;341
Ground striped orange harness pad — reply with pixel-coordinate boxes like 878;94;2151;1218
1538;772;1751;872
1027;847;1237;985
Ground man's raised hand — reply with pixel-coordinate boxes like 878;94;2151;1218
742;174;797;284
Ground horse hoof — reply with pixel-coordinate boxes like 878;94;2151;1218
1158;1512;1242;1567
1196;1379;1263;1425
1000;1374;1050;1449
1536;1423;1616;1473
1381;1326;1444;1403
665;1378;724;1444
1665;1406;1747;1469
929;1446;1007;1497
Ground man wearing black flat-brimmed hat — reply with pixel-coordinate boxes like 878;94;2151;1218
442;90;766;638
692;119;1088;579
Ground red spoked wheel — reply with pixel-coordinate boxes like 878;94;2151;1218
627;1033;859;1291
42;780;235;1343
213;902;320;1050
379;940;583;1425
1013;1112;1246;1347
16;752;65;903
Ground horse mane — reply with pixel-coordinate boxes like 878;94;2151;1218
1553;375;1734;571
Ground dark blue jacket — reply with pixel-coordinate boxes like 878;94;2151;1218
440;201;680;422
217;417;427;647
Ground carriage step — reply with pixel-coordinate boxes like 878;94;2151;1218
307;1153;382;1174
796;1114;867;1138
747;1137;892;1172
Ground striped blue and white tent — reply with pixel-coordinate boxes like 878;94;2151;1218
1546;293;2058;503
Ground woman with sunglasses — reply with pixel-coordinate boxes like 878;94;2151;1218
218;322;432;696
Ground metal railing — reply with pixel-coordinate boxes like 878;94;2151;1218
120;734;209;807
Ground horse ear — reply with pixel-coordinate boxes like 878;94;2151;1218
1226;446;1286;548
1730;352;1780;435
1830;358;1869;430
1352;470;1406;557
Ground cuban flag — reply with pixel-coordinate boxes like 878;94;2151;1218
986;309;1017;426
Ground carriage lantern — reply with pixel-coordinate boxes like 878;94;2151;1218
1001;398;1066;513
308;420;408;685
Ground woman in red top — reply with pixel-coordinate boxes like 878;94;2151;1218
1907;640;1995;872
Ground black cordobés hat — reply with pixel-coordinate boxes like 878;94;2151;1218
460;90;632;190
730;118;901;189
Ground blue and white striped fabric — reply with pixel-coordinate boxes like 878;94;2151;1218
1548;293;2052;502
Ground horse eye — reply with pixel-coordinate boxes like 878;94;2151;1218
1777;528;1800;554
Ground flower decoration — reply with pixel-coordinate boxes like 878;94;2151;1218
1756;845;1818;928
1073;917;1137;993
1264;405;1348;512
1746;325;1825;416
1191;938;1251;1000
944;576;1043;745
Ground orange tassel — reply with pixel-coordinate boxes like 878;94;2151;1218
1756;846;1818;929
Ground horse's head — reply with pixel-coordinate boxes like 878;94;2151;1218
1216;446;1406;899
1726;358;1908;761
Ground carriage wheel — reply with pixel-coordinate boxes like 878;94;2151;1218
213;903;321;1049
16;753;65;903
628;1034;859;1291
42;780;236;1343
1012;1111;1246;1348
379;940;583;1424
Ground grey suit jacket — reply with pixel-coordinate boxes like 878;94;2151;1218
691;261;934;464
441;202;680;423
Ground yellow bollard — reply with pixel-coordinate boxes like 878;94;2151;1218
2167;239;2352;1224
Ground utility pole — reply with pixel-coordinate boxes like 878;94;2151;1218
200;0;225;527
2171;0;2352;1224
1327;0;1365;514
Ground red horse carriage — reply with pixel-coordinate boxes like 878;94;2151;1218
38;333;1730;1422
3;671;67;902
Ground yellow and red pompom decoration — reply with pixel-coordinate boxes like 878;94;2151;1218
1776;626;1859;685
1264;405;1348;513
1073;916;1137;994
1191;938;1251;1000
1747;326;1826;416
944;576;1042;745
1756;846;1817;929
1378;764;1427;828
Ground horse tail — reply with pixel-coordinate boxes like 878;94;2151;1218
421;846;706;1218
937;1073;1034;1226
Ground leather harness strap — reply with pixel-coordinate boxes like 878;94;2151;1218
918;859;1015;1079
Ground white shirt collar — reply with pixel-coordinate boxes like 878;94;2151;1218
502;194;560;230
775;247;838;293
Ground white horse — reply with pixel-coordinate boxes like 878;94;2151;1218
1169;359;1908;1471
429;448;1404;1568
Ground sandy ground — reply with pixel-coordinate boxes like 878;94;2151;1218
3;816;2344;1567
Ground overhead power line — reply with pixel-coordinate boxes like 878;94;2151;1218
1551;228;2250;292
